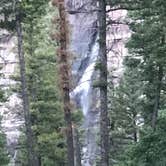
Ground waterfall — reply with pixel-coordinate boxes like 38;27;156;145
71;40;99;165
66;0;100;165
0;30;24;165
66;1;130;165
71;41;98;116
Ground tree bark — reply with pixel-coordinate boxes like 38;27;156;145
98;0;109;166
58;1;75;166
15;1;38;166
73;126;82;166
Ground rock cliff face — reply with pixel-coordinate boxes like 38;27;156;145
66;0;100;165
66;1;131;165
107;9;131;84
0;30;24;165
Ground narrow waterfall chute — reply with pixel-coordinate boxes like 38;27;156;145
71;40;98;115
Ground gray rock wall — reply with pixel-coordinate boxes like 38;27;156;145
0;29;24;165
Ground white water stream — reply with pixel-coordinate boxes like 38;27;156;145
71;41;98;116
67;1;130;165
71;40;99;166
66;0;100;165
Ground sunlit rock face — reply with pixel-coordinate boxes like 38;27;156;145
107;9;131;84
0;30;24;165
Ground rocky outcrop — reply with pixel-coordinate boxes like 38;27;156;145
0;30;24;165
66;1;99;165
66;1;131;165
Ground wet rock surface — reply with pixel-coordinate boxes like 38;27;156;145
66;1;131;165
66;0;99;165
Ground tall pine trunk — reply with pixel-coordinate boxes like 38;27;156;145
73;126;82;166
55;1;75;165
98;0;109;165
15;1;38;166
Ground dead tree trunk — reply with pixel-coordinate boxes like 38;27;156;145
98;0;109;166
59;3;75;166
52;0;75;165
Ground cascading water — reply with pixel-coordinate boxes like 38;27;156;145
71;41;98;116
66;0;100;165
0;30;24;166
71;40;99;165
66;1;131;165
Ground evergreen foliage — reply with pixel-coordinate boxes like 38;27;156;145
0;131;9;166
15;4;67;166
0;83;9;165
119;110;166;166
109;58;143;164
108;0;166;165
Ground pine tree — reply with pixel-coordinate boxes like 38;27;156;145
0;1;54;165
107;0;166;165
120;110;166;166
109;57;143;164
0;131;9;165
98;0;110;165
15;2;67;165
26;11;67;165
0;91;9;165
52;0;75;165
125;0;166;129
